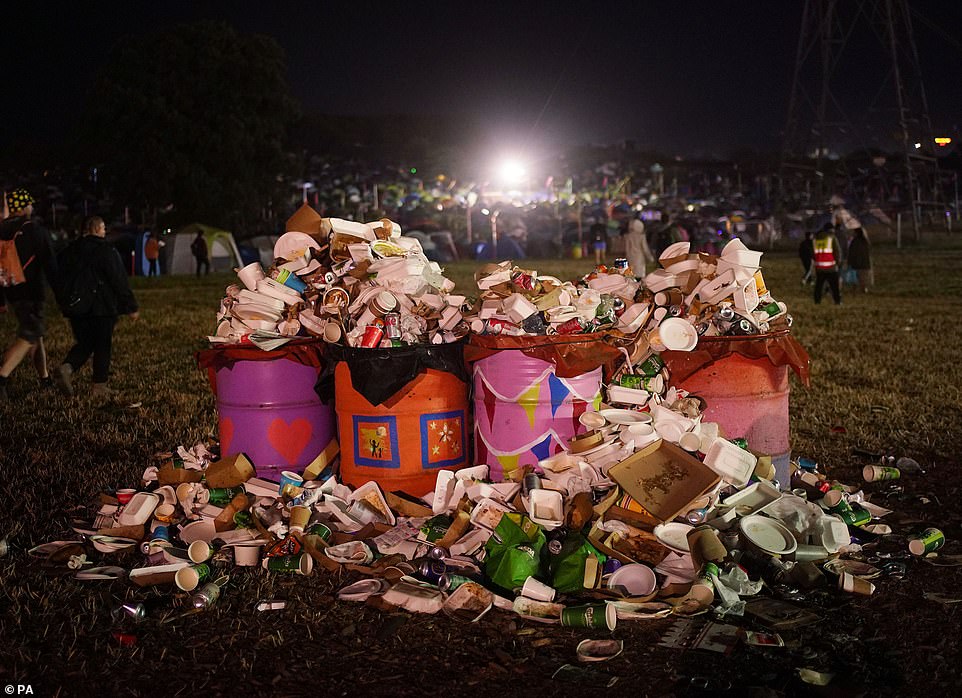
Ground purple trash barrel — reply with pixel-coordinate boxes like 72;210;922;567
215;358;336;481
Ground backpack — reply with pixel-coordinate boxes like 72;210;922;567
58;244;102;316
0;229;34;288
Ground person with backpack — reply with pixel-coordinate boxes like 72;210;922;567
0;188;58;401
53;216;139;400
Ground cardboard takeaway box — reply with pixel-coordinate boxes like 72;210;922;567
608;440;720;523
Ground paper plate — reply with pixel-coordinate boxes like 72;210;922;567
739;515;798;556
653;522;694;554
598;409;650;426
274;231;321;262
569;436;619;458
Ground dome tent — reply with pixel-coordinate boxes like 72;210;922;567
164;223;243;275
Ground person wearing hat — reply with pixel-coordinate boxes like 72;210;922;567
0;188;58;400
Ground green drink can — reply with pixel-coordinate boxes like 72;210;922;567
863;465;901;482
233;511;253;529
616;374;645;390
732;438;749;451
908;528;945;556
439;574;473;592
560;603;616;630
840;505;872;527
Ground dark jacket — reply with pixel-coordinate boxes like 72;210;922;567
0;215;57;303
58;236;138;317
798;237;814;264
847;235;871;270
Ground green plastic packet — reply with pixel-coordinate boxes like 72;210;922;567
420;515;453;542
484;513;546;591
549;533;607;593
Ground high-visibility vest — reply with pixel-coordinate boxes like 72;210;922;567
813;235;836;270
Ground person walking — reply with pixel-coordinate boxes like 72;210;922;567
191;230;209;276
846;227;873;293
798;230;815;285
0;189;58;400
53;216;139;400
144;232;162;277
812;223;844;305
624;217;654;276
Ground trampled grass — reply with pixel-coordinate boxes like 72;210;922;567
1;242;961;694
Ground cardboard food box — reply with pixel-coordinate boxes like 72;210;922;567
608;440;720;523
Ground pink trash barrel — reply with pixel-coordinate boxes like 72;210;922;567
215;358;336;481
473;351;602;480
663;336;792;488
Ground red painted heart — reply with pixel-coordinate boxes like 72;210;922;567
268;418;313;464
219;416;235;456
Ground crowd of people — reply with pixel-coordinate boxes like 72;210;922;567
0;188;139;402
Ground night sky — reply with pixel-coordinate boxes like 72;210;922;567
3;1;960;158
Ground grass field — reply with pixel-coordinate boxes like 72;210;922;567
1;241;961;695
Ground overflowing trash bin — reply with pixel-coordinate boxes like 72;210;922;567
196;340;336;481
466;333;621;480
661;328;810;488
328;342;471;496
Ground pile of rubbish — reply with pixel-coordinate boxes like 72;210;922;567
210;210;464;349
27;421;943;648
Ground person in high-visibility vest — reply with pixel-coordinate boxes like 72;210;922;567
813;223;844;305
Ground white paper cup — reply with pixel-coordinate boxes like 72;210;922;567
520;576;557;602
237;262;266;291
323;322;342;344
838;571;875;596
678;432;702;453
233;542;265;567
188;540;211;563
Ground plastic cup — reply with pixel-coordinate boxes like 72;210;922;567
175;563;211;591
116;489;136;506
520;576;557;602
560;603;617;630
237;262;265;291
188;540;212;564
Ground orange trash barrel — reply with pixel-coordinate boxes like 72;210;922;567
335;362;470;496
663;330;807;489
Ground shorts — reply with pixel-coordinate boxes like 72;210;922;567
593;242;607;251
12;299;46;342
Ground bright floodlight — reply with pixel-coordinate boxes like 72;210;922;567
499;159;527;185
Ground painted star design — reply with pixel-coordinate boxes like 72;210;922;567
432;445;441;455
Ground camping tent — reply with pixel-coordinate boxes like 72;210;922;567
165;223;243;275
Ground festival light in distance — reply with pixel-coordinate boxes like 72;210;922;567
935;137;952;146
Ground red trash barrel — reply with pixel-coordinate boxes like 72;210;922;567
663;333;793;488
